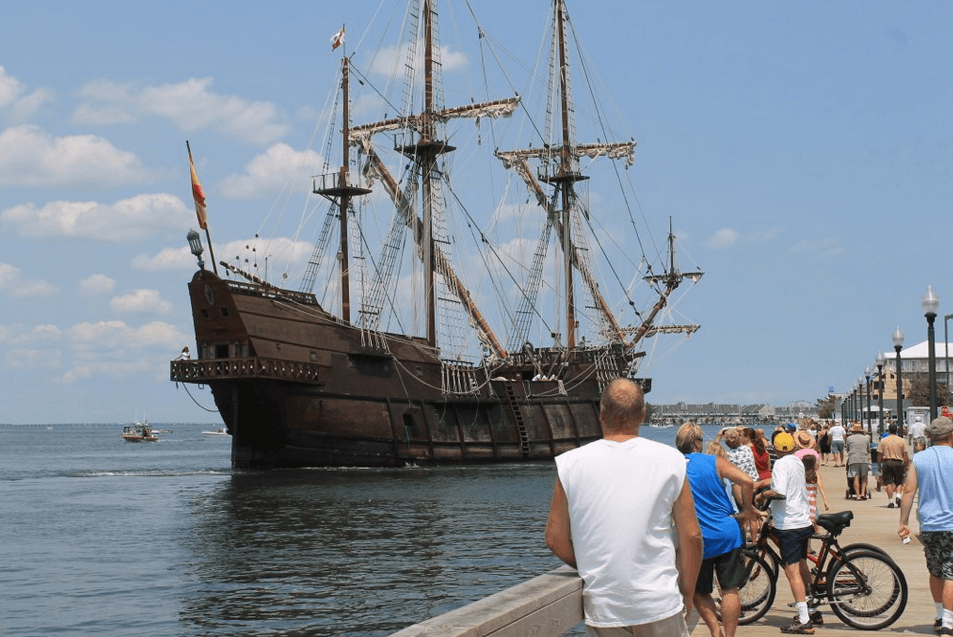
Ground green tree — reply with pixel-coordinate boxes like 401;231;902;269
907;375;950;407
815;394;836;419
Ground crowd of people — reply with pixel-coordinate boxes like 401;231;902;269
546;378;953;637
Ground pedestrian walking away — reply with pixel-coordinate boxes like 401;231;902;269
909;415;928;454
878;424;909;508
829;421;847;467
546;378;703;637
899;416;953;636
845;423;871;500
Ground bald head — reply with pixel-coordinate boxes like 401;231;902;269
599;378;646;435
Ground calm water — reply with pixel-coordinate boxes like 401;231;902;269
0;422;733;636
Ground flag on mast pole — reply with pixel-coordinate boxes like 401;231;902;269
330;25;345;50
186;141;208;230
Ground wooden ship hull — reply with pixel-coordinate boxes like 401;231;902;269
170;271;644;468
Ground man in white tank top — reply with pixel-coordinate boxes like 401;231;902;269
546;378;703;636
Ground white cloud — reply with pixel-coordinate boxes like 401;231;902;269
109;289;174;314
132;246;196;271
0;262;18;287
133;235;313;276
367;44;468;79
706;228;739;249
790;238;845;258
1;318;189;383
0;125;148;187
219;143;324;199
6;348;61;370
73;78;289;145
0;261;58;298
10;280;58;298
79;274;116;295
56;319;188;383
0;65;52;121
1;193;191;241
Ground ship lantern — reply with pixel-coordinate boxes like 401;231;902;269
187;229;205;270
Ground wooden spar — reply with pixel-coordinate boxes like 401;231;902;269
422;0;437;347
340;59;352;322
361;149;508;359
556;1;576;349
313;57;371;323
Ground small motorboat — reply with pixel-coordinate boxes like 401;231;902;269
202;427;229;436
121;422;158;442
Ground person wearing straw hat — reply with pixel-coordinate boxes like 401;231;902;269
793;429;817;452
899;416;953;635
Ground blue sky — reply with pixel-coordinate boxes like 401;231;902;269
1;0;951;424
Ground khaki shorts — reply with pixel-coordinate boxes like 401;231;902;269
587;611;688;637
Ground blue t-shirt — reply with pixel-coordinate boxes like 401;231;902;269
914;445;953;532
685;453;743;559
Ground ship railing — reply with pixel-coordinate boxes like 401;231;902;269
170;357;323;383
387;566;582;637
224;279;321;306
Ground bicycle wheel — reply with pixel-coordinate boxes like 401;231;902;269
816;542;895;597
827;549;907;629
736;551;776;625
840;542;890;559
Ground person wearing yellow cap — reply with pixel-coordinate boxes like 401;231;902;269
756;431;818;634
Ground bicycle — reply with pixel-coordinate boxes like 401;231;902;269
734;502;907;629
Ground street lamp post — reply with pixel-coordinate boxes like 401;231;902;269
945;313;953;407
848;385;860;422
876;352;885;437
923;286;940;422
893;326;905;436
865;366;872;433
859;377;865;430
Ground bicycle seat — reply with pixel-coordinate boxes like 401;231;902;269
816;510;853;536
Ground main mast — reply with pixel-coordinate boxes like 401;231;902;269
540;0;587;349
396;0;454;348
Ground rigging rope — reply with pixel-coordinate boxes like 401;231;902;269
176;382;219;413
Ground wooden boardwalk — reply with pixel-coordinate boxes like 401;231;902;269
687;460;935;637
391;459;939;637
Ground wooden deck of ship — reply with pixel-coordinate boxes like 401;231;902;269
391;459;938;637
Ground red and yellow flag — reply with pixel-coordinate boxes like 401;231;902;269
187;143;207;230
330;26;345;50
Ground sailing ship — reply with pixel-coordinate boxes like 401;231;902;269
170;0;702;468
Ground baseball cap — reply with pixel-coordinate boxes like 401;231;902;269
774;432;796;453
928;416;953;438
